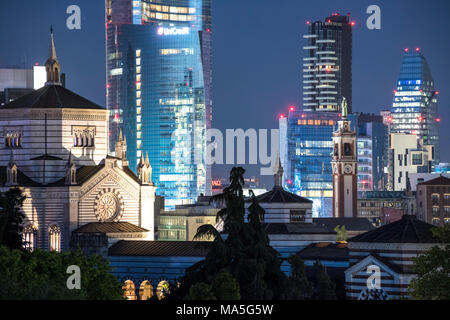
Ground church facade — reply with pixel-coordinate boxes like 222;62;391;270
0;29;156;252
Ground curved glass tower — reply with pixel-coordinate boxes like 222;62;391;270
390;49;440;165
106;0;212;209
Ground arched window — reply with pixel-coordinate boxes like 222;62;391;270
156;281;170;300
122;280;137;300
74;134;78;147
48;224;61;252
23;225;37;251
139;280;154;300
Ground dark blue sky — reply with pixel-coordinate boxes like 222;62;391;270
1;0;449;189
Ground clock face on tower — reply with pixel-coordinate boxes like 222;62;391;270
344;164;353;174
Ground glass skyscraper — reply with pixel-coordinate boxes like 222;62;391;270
280;109;340;217
302;13;353;113
390;49;440;165
106;0;212;209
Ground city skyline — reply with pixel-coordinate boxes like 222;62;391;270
1;0;449;189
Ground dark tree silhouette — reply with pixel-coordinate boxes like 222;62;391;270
0;188;26;250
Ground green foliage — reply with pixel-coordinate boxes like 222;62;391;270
311;260;337;300
169;167;288;300
185;282;216;300
409;224;450;300
285;255;313;299
0;188;26;250
334;225;347;242
212;269;240;300
0;245;123;300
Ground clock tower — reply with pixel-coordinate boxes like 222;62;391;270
331;98;357;218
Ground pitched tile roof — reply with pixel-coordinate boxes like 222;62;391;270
348;215;440;243
253;186;313;204
73;222;148;234
417;175;450;186
108;240;210;257
313;218;375;232
297;242;349;261
2;85;104;110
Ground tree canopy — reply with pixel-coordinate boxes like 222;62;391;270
409;224;450;300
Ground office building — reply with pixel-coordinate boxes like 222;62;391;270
302;13;353;113
106;0;212;209
388;133;434;191
416;175;450;226
354;113;387;192
390;48;440;165
280;107;340;217
0;66;46;105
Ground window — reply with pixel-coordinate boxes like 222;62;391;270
412;153;422;165
23;225;37;251
444;207;450;218
290;210;306;223
432;207;440;217
444;194;450;205
139;280;153;300
343;143;352;156
432;218;440;226
157;281;170;300
48;225;61;252
432;194;439;205
122;280;137;300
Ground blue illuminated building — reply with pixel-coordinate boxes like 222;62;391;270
106;0;212;209
390;49;440;166
280;108;341;217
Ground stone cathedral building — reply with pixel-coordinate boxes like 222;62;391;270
0;29;156;252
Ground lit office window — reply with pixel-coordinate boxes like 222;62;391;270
136;49;141;57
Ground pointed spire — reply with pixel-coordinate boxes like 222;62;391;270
139;153;144;166
8;150;15;167
274;153;283;188
341;97;348;119
67;150;73;165
45;26;61;85
49;25;57;60
145;152;150;167
119;128;123;141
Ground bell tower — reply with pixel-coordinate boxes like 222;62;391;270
331;98;357;218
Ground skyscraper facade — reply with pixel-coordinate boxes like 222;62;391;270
105;0;212;209
390;49;440;166
302;13;353;113
355;113;387;192
279;108;340;217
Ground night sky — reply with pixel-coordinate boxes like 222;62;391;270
1;0;449;189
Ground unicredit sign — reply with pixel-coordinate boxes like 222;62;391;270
157;27;190;36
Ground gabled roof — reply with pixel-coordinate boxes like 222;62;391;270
73;222;148;234
108;240;210;257
313;218;375;232
348;215;439;243
297;242;349;261
253;186;313;204
2;85;104;110
417;175;450;186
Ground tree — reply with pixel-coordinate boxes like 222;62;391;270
212;269;240;300
0;245;124;300
0;188;26;250
311;260;337;300
168;167;288;300
409;224;450;300
185;282;216;300
285;255;313;300
334;225;348;242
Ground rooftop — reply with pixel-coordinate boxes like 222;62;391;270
1;84;104;110
417;175;450;186
253;186;313;204
73;222;148;234
297;242;348;261
108;240;210;257
349;215;440;243
313;217;375;232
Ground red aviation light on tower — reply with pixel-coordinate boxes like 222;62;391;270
393;90;397;94
306;20;310;25
435;118;441;123
415;47;420;52
287;179;292;185
435;91;439;95
418;115;424;122
388;116;392;123
350;21;356;27
289;106;295;112
404;48;409;52
279;114;285;119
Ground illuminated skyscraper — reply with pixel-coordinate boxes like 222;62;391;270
302;13;353;113
105;0;212;209
390;49;440;166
